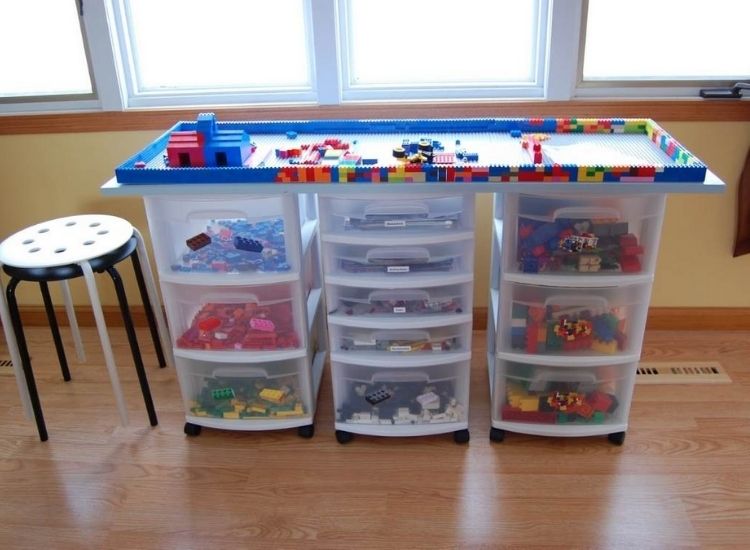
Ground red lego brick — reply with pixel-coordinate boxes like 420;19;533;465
620;255;641;272
186;232;211;251
501;405;557;424
526;323;539;353
621;245;644;256
619;233;638;246
587;391;616;413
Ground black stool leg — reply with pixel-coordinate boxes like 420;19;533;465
6;279;48;441
39;281;71;382
130;250;167;368
106;266;158;426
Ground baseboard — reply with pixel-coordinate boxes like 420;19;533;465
6;305;152;329
5;305;750;331
643;307;750;331
474;306;750;331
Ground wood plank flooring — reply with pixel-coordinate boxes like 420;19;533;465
0;327;748;549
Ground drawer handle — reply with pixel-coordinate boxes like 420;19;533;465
363;202;429;218
552;206;621;221
371;371;431;383
544;295;609;311
366;247;430;262
209;367;272;378
528;369;598;392
185;209;256;221
370;330;431;340
368;289;430;302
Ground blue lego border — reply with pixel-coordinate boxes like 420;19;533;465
114;118;708;185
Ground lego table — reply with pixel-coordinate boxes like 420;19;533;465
101;117;724;444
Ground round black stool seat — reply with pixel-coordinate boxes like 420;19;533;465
3;236;138;282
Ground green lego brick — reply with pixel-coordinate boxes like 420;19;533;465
211;387;235;400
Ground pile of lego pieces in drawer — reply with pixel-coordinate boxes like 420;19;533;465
511;302;627;354
191;376;304;419
517;216;644;273
502;374;619;425
176;218;289;273
177;302;299;351
337;380;465;425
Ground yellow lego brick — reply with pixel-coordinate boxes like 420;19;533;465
233;404;245;413
294;403;304;414
222;411;240;419
249;404;268;415
274;408;302;417
192;409;209;417
259;388;286;403
519;396;540;412
577;167;604;183
592;339;618;354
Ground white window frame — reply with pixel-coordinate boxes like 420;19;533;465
107;0;319;109
0;0;120;114
572;0;749;99
337;0;551;102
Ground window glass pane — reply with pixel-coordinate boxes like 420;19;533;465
0;0;92;98
345;0;539;86
125;0;311;91
583;0;750;81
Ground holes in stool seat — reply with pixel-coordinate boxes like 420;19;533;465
38;228;49;234
97;230;109;235
22;239;34;245
65;221;77;227
89;222;101;227
83;240;95;246
29;247;40;253
54;248;66;254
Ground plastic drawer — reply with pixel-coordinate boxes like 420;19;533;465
504;194;664;276
332;323;470;355
164;282;306;352
302;231;322;299
327;282;470;317
324;239;472;277
319;194;473;234
144;195;299;276
176;357;311;421
492;359;634;426
333;361;469;426
498;281;650;357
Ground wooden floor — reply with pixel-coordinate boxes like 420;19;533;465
0;327;749;549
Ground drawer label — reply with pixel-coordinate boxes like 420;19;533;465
389;345;413;352
384;220;407;228
387;266;410;273
393;306;407;313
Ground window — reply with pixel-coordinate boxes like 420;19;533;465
0;0;94;101
2;0;748;114
113;0;315;107
579;0;750;96
339;0;547;101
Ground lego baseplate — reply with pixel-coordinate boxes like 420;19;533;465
114;117;707;185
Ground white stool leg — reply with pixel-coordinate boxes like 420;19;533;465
59;280;86;363
80;261;129;426
134;228;174;368
0;268;34;420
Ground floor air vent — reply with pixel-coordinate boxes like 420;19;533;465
0;359;12;367
636;361;731;384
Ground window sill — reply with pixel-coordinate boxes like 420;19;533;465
1;99;748;135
